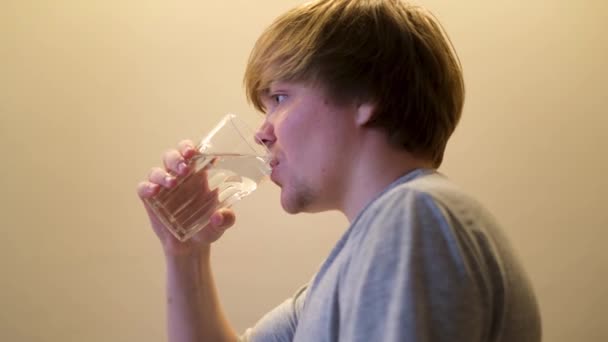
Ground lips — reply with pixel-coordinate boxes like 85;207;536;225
269;159;281;185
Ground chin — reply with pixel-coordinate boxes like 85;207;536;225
280;187;315;215
280;192;302;214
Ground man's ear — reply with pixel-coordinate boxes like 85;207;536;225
355;102;375;126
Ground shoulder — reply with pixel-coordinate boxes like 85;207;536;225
344;174;453;259
355;172;495;236
340;173;484;294
355;172;463;232
381;171;476;212
347;172;498;267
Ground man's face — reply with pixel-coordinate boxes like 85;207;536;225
255;81;359;214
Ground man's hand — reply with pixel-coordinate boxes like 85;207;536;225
137;139;236;256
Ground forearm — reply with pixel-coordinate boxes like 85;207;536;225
165;246;238;342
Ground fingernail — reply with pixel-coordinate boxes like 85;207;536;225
178;162;187;174
211;214;223;226
165;175;174;185
184;147;195;156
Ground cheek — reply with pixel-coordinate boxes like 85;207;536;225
276;111;310;151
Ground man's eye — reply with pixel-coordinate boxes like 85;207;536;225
273;94;287;104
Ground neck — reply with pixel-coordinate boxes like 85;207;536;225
338;132;434;222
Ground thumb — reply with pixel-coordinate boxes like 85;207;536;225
210;208;236;230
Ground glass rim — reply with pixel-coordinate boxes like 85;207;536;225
198;113;270;158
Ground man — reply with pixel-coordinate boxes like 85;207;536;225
137;0;542;341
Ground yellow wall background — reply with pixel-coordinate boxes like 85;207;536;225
1;0;606;341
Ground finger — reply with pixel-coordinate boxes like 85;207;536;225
148;167;177;188
163;149;189;176
177;140;198;159
210;208;236;229
137;181;160;199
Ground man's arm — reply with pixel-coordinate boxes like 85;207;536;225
165;246;238;342
138;140;304;342
137;140;239;342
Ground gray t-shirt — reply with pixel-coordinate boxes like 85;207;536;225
240;169;541;342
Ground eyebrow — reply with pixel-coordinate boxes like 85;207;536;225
268;81;291;92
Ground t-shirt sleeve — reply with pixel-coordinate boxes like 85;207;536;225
339;190;491;342
239;284;307;342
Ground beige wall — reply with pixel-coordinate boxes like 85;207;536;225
1;0;606;341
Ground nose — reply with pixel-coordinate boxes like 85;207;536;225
254;119;276;149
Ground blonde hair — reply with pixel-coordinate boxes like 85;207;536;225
244;0;464;167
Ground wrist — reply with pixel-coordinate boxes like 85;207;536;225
164;244;211;263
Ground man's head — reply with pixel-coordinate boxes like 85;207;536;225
245;0;464;168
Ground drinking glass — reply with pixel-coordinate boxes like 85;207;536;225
144;114;270;241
